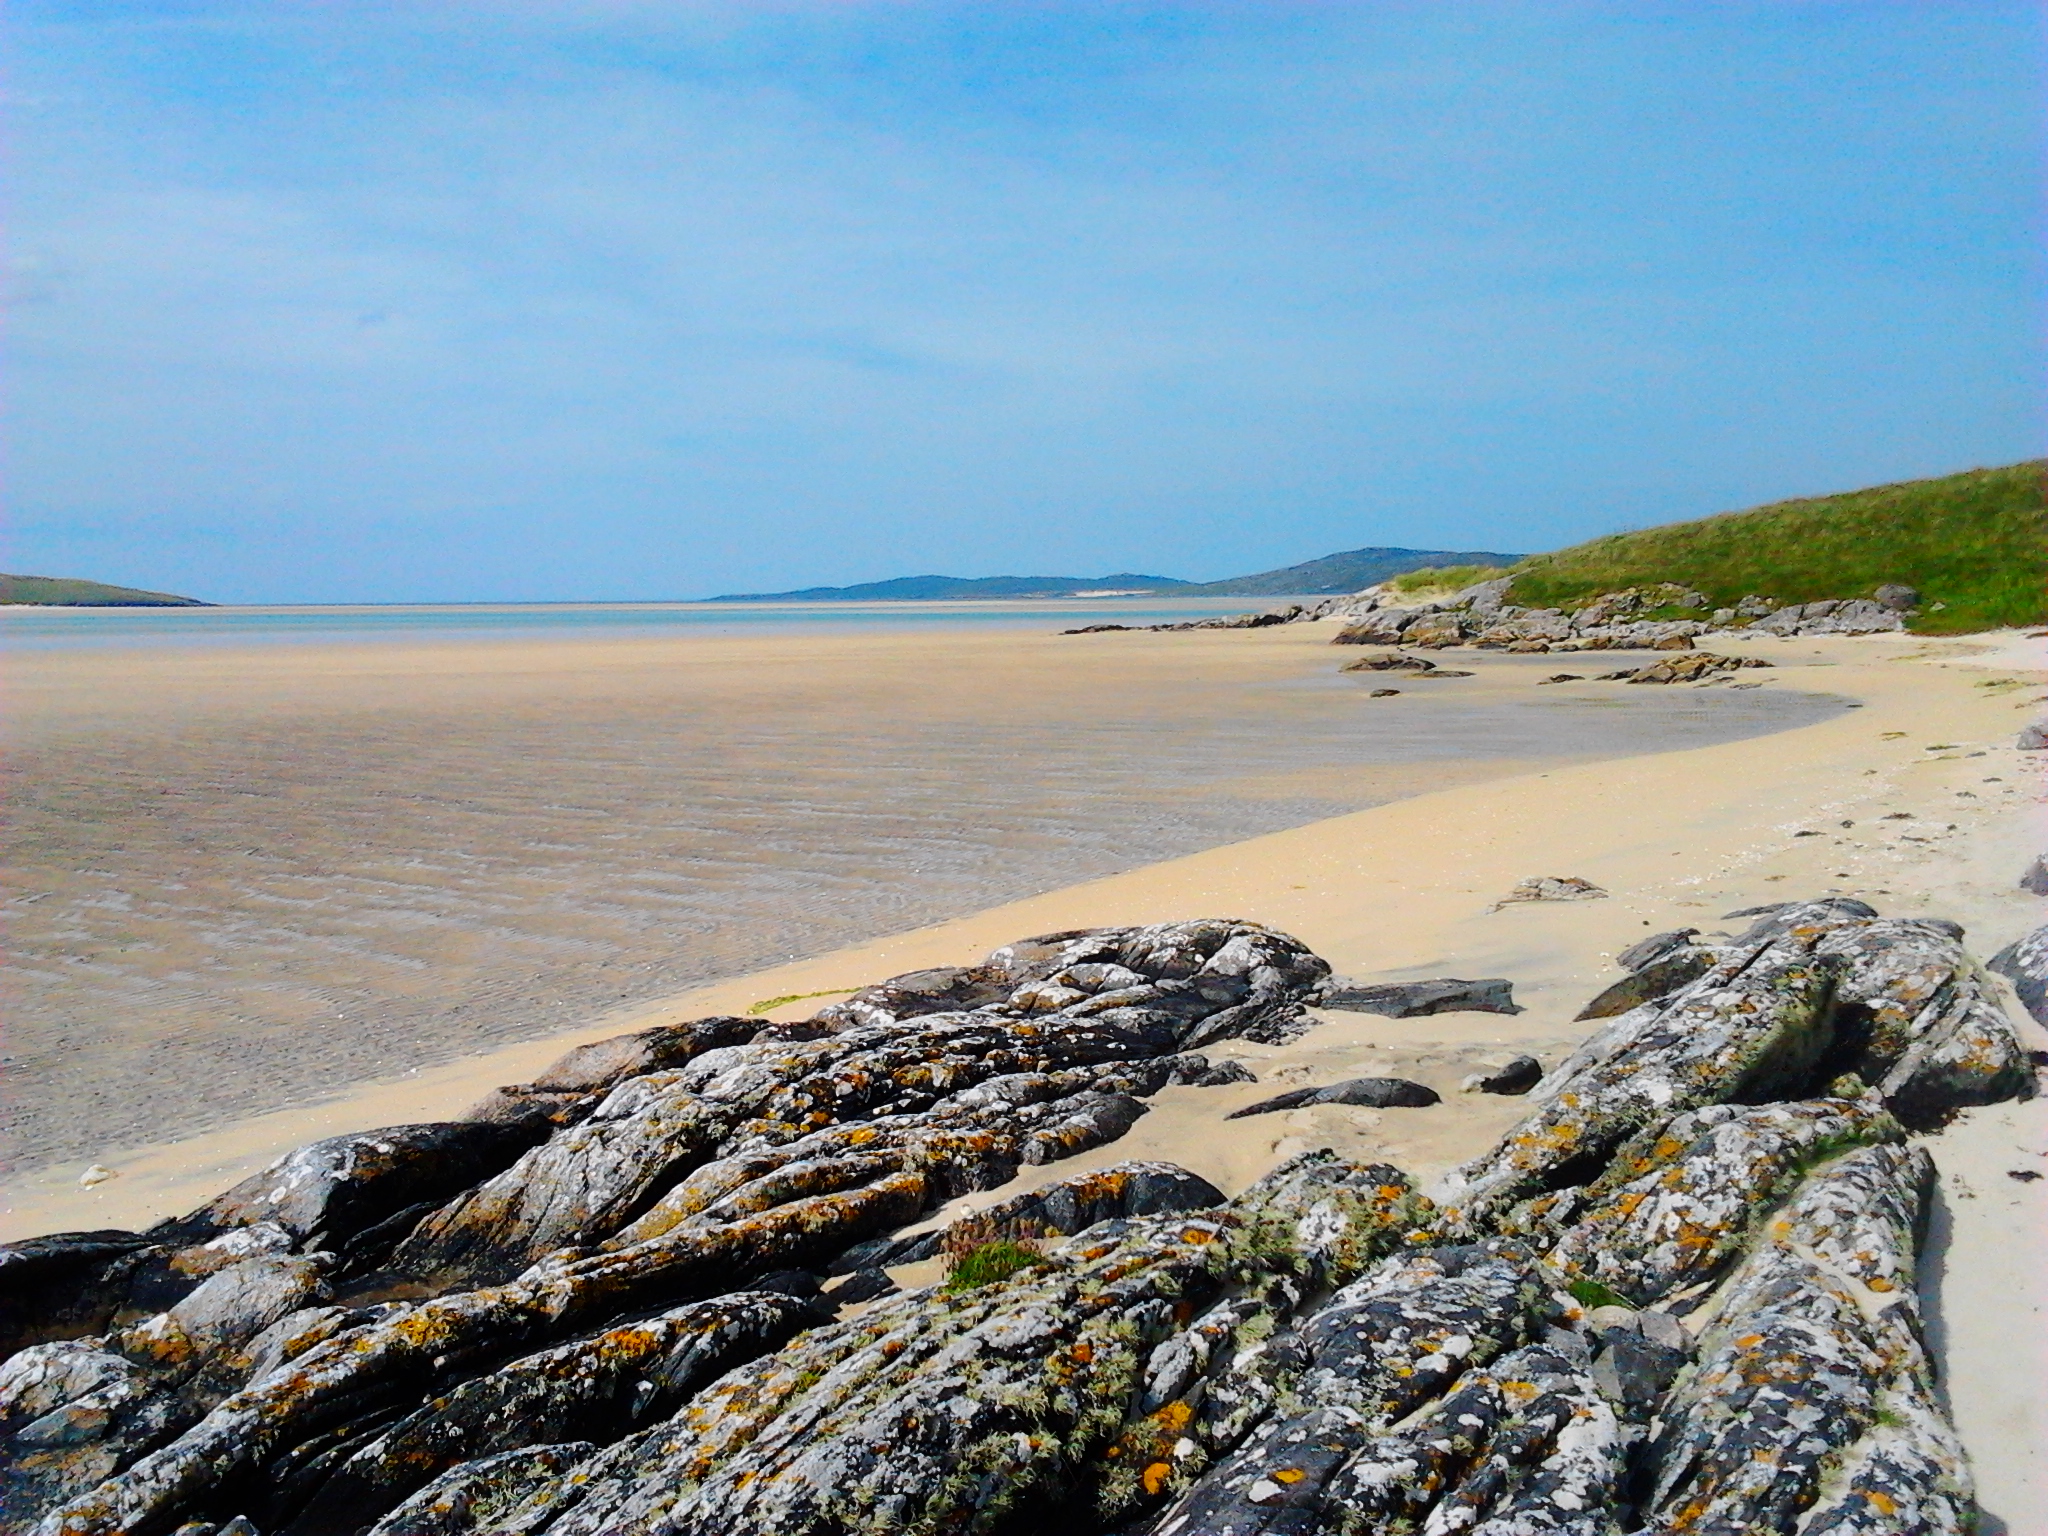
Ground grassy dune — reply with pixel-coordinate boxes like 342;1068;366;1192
1501;461;2044;634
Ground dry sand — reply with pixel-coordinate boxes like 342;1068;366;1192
4;624;2043;1526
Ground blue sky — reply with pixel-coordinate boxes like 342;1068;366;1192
5;2;2040;602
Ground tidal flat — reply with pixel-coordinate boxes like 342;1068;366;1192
0;619;1838;1176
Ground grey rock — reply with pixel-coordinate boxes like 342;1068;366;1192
1319;976;1520;1017
1469;1056;1543;1095
0;1233;161;1361
1641;1143;1965;1533
2021;854;2048;896
1336;652;1436;672
1989;923;2048;1026
524;1018;759;1095
2020;722;2048;751
163;1122;549;1252
1574;946;1715;1021
1872;583;1919;612
1225;1077;1440;1118
363;1443;598;1536
835;1160;1229;1270
1615;927;1700;972
1590;1329;1687;1420
1491;876;1609;909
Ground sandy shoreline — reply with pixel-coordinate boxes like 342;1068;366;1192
0;619;1831;1173
4;626;2044;1525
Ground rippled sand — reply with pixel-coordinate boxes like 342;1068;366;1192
0;623;1839;1172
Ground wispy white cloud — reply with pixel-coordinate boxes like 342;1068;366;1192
5;1;2040;599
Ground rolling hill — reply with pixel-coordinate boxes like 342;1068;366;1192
711;547;1525;602
0;573;211;607
1182;546;1526;596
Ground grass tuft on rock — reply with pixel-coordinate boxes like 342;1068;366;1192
1504;460;2045;634
945;1239;1046;1291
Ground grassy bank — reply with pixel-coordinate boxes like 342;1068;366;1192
1502;461;2043;633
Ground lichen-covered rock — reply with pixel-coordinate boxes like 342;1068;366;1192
279;1293;816;1536
1539;1095;1903;1307
499;1155;1424;1536
364;1443;598;1536
11;907;2026;1536
1442;934;1839;1228
834;1160;1227;1271
161;1122;550;1253
1817;917;2037;1123
1641;1142;1963;1533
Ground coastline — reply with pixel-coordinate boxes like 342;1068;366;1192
5;627;2042;1525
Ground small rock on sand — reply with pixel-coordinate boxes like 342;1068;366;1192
2021;855;2048;895
1226;1077;1441;1118
1369;688;1400;698
1322;977;1521;1017
1461;1056;1544;1095
1491;876;1609;910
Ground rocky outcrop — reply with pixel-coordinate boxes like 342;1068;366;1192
2;901;2031;1536
1307;577;1913;655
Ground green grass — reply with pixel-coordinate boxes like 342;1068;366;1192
1386;563;1513;596
1503;461;2045;634
0;572;210;606
943;1239;1045;1291
744;987;857;1016
1565;1277;1633;1311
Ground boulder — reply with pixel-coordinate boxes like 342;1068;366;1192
1319;977;1520;1017
2020;855;2048;896
1989;923;2048;1026
1873;583;1919;612
1464;1056;1543;1096
1622;651;1773;685
162;1121;552;1253
1400;613;1469;649
1225;1078;1440;1117
1331;611;1416;645
2020;723;2048;751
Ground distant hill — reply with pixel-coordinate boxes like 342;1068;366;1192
1181;546;1527;596
0;573;211;607
711;573;1189;601
1505;460;2045;634
711;548;1529;602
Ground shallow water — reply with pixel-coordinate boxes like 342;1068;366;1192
0;596;1287;651
0;626;1844;1174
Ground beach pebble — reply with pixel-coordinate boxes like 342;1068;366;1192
1368;687;1400;697
78;1165;116;1188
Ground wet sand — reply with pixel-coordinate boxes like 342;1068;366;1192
1;621;1837;1178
